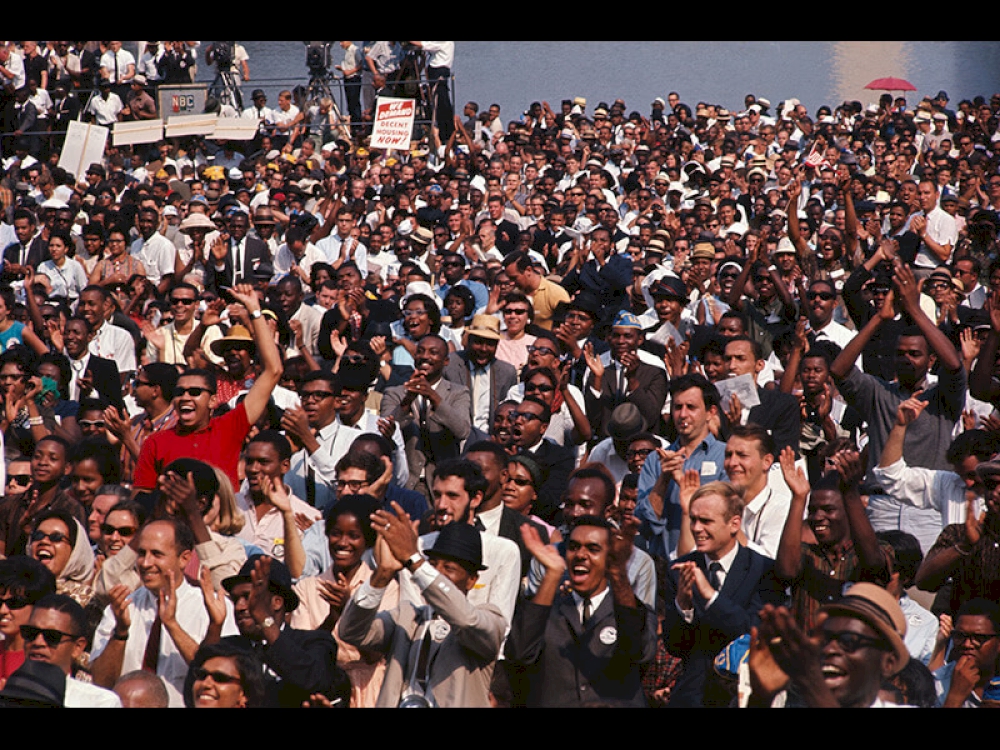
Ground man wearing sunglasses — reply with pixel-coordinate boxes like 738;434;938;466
805;279;857;359
0;556;55;685
133;284;282;493
752;582;909;708
24;594;121;707
144;282;202;366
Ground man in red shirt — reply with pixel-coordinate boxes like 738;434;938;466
133;285;282;491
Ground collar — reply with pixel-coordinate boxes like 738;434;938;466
744;485;772;515
571;585;609;612
704;540;740;574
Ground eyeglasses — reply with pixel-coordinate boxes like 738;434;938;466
7;474;30;487
926;282;950;291
952;630;999;649
626;448;654;459
402;309;429;318
100;523;138;537
527;345;557;357
132;378;151;388
0;595;31;610
335;479;370;492
174;386;214;399
20;625;79;647
169;297;197;306
807;292;836;302
505;475;534;487
511;411;543;422
524;382;555;393
192;667;242;685
300;390;335;402
819;629;888;653
503;308;529;316
29;530;70;545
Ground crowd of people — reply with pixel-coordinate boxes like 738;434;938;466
2;39;1000;708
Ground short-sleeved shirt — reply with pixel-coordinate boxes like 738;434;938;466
530;277;570;330
133;402;251;490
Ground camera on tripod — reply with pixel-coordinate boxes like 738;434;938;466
304;41;333;78
209;41;236;71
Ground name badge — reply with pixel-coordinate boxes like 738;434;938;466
701;461;717;476
599;626;617;645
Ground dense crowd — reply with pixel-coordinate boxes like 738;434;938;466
2;40;1000;708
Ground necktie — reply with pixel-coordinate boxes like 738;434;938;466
114;53;120;84
581;597;592;626
305;430;320;507
708;561;724;591
141;612;162;673
474;516;486;532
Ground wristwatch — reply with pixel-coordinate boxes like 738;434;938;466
250;309;262;320
404;553;424;571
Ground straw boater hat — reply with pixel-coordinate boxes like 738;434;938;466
465;314;501;341
210;324;255;357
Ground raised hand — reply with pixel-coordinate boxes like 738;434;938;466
895;391;928;427
779;446;810;499
199;565;228;630
520;523;565;574
317;573;351;612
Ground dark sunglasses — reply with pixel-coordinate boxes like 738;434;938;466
100;523;138;537
951;630;998;649
820;629;888;653
20;625;79;647
512;411;542;422
7;474;30;487
807;292;836;301
174;386;214;399
506;475;534;487
192;667;242;685
527;345;557;357
30;530;70;545
524;382;555;393
0;595;31;610
78;420;106;429
169;297;197;306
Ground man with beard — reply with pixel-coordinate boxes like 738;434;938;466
443;315;517;439
395;459;520;638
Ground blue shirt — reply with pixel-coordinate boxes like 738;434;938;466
634;433;727;560
436;279;489;315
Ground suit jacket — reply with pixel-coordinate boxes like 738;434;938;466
2;236;50;284
584;359;668;439
204;236;271;292
496;505;550;578
380;378;471;491
519;438;576;525
662;544;784;707
442;351;518;428
746;386;802;457
338;571;506;708
505;590;658;707
217;627;343;708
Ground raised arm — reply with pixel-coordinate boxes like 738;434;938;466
774;447;809;584
228;284;282;426
893;259;961;373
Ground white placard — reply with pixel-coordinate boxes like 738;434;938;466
212;118;260;141
58;121;108;180
113;119;164;146
166;114;219;138
370;97;415;150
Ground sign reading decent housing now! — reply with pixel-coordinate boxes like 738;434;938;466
370;97;416;150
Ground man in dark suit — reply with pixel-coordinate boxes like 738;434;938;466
442;315;518;443
583;310;668;440
381;334;471;497
662;480;784;707
219;556;347;708
204;210;271;293
2;208;49;285
505;514;658;707
62;316;124;410
723;335;801;456
552;290;610;390
512;396;576;525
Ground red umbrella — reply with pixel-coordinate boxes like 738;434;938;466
864;77;917;92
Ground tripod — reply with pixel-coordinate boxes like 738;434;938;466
391;49;434;138
207;67;244;112
304;71;350;144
